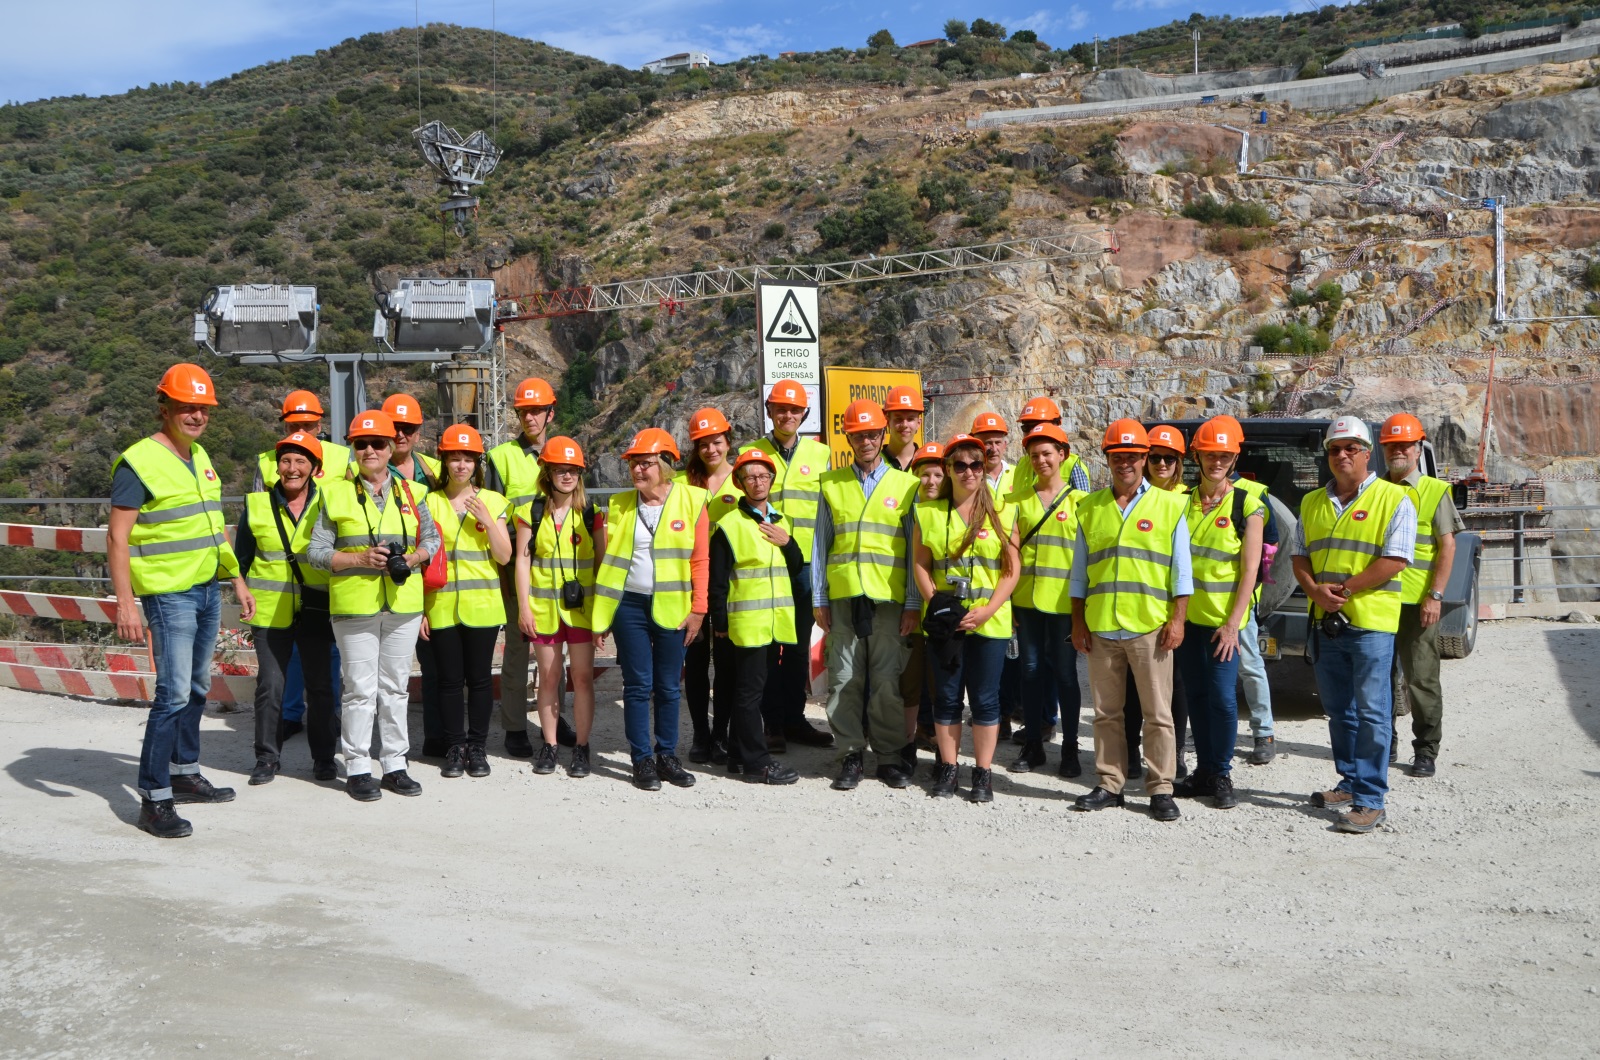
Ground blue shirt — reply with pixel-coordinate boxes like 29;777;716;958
810;458;919;610
1069;480;1194;640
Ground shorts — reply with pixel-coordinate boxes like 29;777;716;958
529;622;592;646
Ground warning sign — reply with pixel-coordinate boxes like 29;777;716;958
758;281;822;435
822;366;923;471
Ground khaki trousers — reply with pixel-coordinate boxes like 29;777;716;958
1088;630;1176;795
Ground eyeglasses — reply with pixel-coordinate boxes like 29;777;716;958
627;458;660;469
742;471;774;482
949;460;984;473
1327;444;1366;456
351;439;391;451
1148;453;1181;464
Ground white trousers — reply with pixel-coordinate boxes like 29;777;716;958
333;611;422;777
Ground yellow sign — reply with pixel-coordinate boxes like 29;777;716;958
822;366;923;471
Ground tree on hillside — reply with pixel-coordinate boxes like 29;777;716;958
1011;29;1038;43
970;18;1007;39
944;19;969;40
867;28;897;49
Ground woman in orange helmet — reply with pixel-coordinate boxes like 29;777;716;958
679;407;739;764
1126;422;1192;779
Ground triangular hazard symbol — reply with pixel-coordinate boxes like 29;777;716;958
763;289;817;344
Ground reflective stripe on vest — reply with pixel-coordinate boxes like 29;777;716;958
914;500;1016;639
742;437;830;557
113;438;238;596
322;477;425;617
1398;475;1450;605
1009;485;1079;614
819;465;918;604
517;498;597;633
424;489;509;629
243;488;328;629
589;484;707;633
1300;477;1407;633
1185;486;1263;629
718;511;797;648
1078;485;1186;635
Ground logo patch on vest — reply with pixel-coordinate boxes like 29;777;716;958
1215;516;1231;529
204;468;216;481
977;528;990;539
1056;510;1069;521
884;496;898;509
1352;510;1369;522
670;519;685;532
799;465;810;475
1136;519;1153;532
722;494;735;505
475;522;486;533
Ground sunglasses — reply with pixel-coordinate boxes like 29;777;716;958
1327;444;1366;456
351;439;391;451
949;459;984;473
395;423;421;434
1148;453;1181;464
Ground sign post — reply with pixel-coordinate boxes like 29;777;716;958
757;281;822;435
822;366;923;471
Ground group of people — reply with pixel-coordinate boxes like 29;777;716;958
109;363;1459;839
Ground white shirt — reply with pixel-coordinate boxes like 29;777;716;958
623;502;663;595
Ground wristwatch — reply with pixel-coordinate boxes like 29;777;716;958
1428;590;1444;601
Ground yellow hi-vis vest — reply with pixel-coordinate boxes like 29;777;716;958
1009;484;1079;615
488;437;542;509
256;442;352;488
820;465;919;604
717;507;797;648
915;499;1017;639
1398;474;1451;605
1010;452;1086;496
741;436;830;558
516;499;597;633
985;462;1016;503
676;468;741;525
1185;486;1266;629
590;484;707;633
112;437;238;597
243;487;329;629
1078;485;1187;635
1301;478;1408;634
423;489;509;629
323;476;427;617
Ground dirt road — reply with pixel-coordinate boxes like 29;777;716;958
2;618;1597;1057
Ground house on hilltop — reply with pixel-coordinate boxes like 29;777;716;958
643;52;712;75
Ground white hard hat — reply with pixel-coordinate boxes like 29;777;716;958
1324;416;1373;449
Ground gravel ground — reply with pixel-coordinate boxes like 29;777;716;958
1;618;1597;1058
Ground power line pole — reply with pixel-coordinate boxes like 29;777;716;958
1193;29;1201;75
1093;34;1099;68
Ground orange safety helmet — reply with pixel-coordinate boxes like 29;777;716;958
944;433;984;455
280;390;324;422
542;435;586;469
766;379;809;409
688;407;733;441
157;363;218;406
276;431;324;465
1148;424;1187;455
513;377;557;409
733;448;777;477
622;427;681;461
382;393;424;426
1379;412;1426;444
970;411;1008;435
348;409;397;439
911;442;945;467
1102;418;1150;453
1023;422;1071;449
884;385;925;413
438;423;486;454
841;399;887;433
1192;415;1244;454
1019;396;1062;424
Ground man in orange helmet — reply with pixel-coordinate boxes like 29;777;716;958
109;363;255;838
252;390;352;490
971;411;1015;500
383;393;440;489
1379;412;1462;779
883;384;925;472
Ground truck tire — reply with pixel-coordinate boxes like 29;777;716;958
1256;494;1299;618
1438;556;1480;659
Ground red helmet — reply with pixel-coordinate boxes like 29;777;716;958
733;448;777;478
1192;416;1244;454
911;442;945;468
157;363;218;406
688;407;732;441
1023;422;1070;449
622;427;681;461
884;385;925;413
438;423;485;454
276;431;324;465
944;433;984;457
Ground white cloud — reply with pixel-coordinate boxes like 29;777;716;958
1009;6;1091;35
1111;0;1189;11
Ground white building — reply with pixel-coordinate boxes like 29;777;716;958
642;51;712;75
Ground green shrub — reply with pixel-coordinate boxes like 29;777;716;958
1314;281;1345;310
815;185;926;251
1284;322;1330;355
762;222;787;240
1288;287;1314;308
1253;324;1287;351
1584;260;1600;291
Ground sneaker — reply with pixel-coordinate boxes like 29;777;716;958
465;745;491;778
1172;771;1214;799
968;766;994;804
633;758;662;791
1212;773;1238;810
1311;788;1354;810
744;763;800;785
928;761;959;799
1149;794;1181;822
1057;746;1083;779
655;754;696;788
831;752;864;791
532;743;559;775
1410;756;1436;778
440;744;466;779
347;774;382;802
312;759;338;782
248;760;279;786
138;797;192;838
381;770;422;796
1248;736;1275;765
567;744;591;778
1335;806;1387;834
170;774;236;804
1009;739;1046;773
503;730;534;758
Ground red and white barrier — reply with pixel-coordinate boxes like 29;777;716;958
3;522;108;553
0;660;152;701
0;590;122;624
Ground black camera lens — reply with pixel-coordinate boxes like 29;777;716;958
384;542;412;584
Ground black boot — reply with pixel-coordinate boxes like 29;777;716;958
929;760;959;799
1057;745;1083;778
440;744;466;778
138;798;192;838
968;766;994;803
1009;738;1046;773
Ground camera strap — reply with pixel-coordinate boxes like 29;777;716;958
1020;486;1070;549
268;486;308;593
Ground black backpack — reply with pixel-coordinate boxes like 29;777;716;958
524;497;600;555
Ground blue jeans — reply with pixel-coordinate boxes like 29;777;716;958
1237;609;1274;737
137;581;221;800
1174;623;1242;777
1016;607;1081;746
613;592;688;763
1313;627;1395;810
280;641;342;723
933;634;1008;726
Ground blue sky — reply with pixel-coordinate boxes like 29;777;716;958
5;0;1313;104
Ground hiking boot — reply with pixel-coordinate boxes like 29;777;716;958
381;770;422;796
1311;788;1353;810
655;754;696;788
1172;771;1214;799
1212;773;1238;810
440;744;466;779
465;745;491;778
567;744;592;778
1149;794;1181;822
929;761;959;799
831;752;864;791
1074;786;1125;812
968;766;994;804
1057;746;1083;779
1410;756;1436;778
1248;736;1275;765
1009;739;1046;773
532;742;559;775
633;758;661;791
1335;807;1387;834
503;730;534;758
170;774;235;804
138;798;191;839
876;762;912;789
744;763;800;785
347;774;381;802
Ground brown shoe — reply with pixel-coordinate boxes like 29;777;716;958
1335;807;1386;834
1311;788;1353;810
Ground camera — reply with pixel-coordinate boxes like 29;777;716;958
381;541;412;585
1319;610;1350;639
947;574;973;601
561;579;585;609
